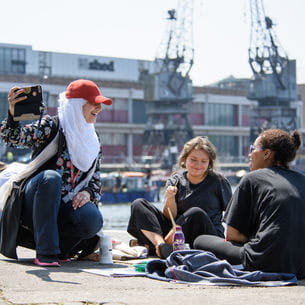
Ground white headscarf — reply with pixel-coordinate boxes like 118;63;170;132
57;92;100;172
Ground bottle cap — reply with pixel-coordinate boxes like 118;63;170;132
176;225;182;231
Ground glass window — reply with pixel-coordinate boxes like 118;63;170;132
206;103;237;126
241;135;250;158
99;133;126;145
0;92;8;121
241;105;251;126
113;134;126;145
12;49;18;60
191;102;203;113
47;95;57;107
100;133;113;145
3;48;11;72
208;135;239;162
0;47;26;74
132;100;147;123
114;99;128;110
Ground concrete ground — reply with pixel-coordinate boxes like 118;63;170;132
0;230;305;305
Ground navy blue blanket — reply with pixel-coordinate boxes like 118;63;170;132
146;250;297;286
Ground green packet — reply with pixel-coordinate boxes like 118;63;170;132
133;261;149;272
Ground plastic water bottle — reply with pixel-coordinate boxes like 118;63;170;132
98;231;113;264
173;225;185;251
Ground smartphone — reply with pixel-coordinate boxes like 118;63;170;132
13;85;46;121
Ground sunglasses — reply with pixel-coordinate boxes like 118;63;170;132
249;145;265;153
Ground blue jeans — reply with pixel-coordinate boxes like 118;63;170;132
21;170;103;256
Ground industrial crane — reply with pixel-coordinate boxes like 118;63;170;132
247;0;297;140
155;1;194;91
142;0;194;169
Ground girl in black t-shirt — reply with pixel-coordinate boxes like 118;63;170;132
127;136;232;258
194;129;305;279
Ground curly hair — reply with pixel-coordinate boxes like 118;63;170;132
259;129;302;167
176;136;217;172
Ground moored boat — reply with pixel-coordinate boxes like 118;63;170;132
100;171;165;204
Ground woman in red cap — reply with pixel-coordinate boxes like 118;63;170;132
0;79;112;266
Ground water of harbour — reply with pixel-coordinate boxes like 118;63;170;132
101;185;237;230
101;201;163;230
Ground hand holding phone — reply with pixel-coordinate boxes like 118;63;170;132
12;85;46;121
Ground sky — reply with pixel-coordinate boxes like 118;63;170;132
1;0;304;86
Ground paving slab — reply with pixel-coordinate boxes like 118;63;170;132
0;230;305;305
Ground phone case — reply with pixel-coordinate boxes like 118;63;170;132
13;85;46;121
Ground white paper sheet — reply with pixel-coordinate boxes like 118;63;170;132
82;267;147;277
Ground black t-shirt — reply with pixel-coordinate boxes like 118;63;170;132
166;171;232;236
224;167;305;278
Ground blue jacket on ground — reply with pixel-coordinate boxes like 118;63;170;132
146;250;297;286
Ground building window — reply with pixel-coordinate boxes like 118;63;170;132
190;103;204;125
100;133;126;145
241;105;251;126
206;103;237;126
0;92;8;121
208;135;239;162
113;99;128;111
133;100;147;123
0;47;26;74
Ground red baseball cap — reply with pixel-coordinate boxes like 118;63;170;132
65;79;112;105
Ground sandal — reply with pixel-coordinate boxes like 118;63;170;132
34;255;60;267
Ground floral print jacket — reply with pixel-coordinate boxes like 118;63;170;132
0;114;102;205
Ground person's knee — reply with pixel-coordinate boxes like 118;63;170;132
193;235;205;250
41;170;62;188
193;234;223;250
80;205;103;236
26;170;62;203
188;207;208;216
180;207;208;223
130;198;147;212
88;208;103;235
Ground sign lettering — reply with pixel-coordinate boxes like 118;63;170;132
78;58;115;72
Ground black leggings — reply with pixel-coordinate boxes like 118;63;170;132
193;234;243;265
127;198;219;255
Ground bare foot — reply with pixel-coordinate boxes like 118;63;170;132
129;239;139;247
155;244;161;257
